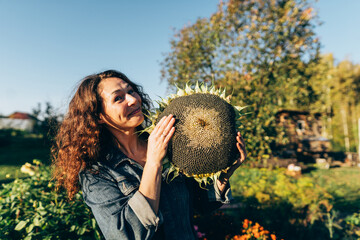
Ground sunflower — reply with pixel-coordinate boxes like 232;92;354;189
145;83;245;186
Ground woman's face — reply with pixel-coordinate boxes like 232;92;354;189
98;77;144;132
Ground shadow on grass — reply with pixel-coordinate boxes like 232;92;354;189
301;165;317;174
0;134;51;182
0;136;51;166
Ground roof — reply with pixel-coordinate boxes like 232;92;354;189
8;112;37;120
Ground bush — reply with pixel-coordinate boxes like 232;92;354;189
226;167;360;240
2;161;359;239
344;212;360;239
0;161;103;240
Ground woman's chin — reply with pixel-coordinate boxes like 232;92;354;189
130;114;144;126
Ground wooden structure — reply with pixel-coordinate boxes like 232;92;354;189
275;109;331;161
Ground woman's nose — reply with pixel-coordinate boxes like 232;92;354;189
126;94;137;106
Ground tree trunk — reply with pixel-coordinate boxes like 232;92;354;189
326;87;332;139
351;104;359;151
358;118;360;162
341;107;350;152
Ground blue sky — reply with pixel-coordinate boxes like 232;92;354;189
0;0;359;116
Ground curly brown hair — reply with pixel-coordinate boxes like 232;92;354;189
52;70;151;199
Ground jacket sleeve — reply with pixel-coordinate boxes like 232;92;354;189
79;170;163;240
190;179;233;214
207;181;233;204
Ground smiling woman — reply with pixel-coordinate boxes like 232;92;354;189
98;77;145;132
51;70;246;240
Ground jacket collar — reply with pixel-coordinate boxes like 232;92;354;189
103;144;143;170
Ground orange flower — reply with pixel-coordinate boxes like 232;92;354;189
243;219;249;229
238;219;279;240
253;223;260;229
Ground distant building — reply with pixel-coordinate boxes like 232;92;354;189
0;112;37;132
275;109;331;159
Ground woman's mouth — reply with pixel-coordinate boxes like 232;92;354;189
128;107;141;117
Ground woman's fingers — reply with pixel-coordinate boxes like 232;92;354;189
152;116;167;134
237;132;245;148
164;127;175;143
236;132;247;164
162;117;175;138
157;115;173;132
151;115;175;143
237;142;246;163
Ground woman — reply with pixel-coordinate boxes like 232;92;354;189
52;70;247;239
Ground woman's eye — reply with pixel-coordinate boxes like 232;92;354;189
128;89;134;95
114;96;123;102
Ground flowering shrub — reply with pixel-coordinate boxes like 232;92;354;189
227;219;280;240
0;160;103;240
194;218;280;240
193;167;360;239
1;161;359;239
227;167;360;239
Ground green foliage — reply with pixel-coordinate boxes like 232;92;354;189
230;167;333;220
1;160;359;239
0;162;103;240
309;55;360;152
161;0;321;161
344;212;360;239
224;166;360;239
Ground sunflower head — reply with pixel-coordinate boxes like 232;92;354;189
146;83;245;186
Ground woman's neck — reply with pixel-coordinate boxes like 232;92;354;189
111;128;147;165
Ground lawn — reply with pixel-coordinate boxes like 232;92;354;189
306;167;360;214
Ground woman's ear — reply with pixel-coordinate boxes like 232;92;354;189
98;113;105;124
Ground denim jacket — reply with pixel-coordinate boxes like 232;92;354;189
79;146;233;240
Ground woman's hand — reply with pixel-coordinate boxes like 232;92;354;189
146;114;175;167
140;115;175;213
217;132;247;191
230;131;247;174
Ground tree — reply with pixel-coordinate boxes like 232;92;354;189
309;53;360;152
32;102;63;145
161;0;320;161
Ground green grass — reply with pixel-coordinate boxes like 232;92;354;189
305;167;360;190
304;166;360;213
0;165;27;183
